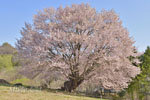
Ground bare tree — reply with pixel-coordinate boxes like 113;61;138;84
17;4;140;92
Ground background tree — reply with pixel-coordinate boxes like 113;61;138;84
123;46;150;100
17;4;140;92
139;47;150;100
0;42;17;55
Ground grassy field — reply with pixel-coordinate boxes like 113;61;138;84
0;86;106;100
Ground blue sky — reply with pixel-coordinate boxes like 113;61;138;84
0;0;150;52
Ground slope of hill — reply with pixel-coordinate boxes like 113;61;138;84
0;42;39;86
0;86;106;100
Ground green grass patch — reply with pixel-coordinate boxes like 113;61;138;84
0;54;13;70
11;77;37;86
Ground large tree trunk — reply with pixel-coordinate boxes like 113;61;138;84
63;78;84;92
62;65;84;92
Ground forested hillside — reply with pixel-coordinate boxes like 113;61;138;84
0;42;16;55
0;42;17;70
0;43;35;85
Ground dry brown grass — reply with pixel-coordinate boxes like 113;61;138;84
0;86;106;100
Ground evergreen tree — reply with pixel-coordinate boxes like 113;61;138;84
126;46;150;100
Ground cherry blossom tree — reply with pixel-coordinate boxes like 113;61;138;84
17;4;140;92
